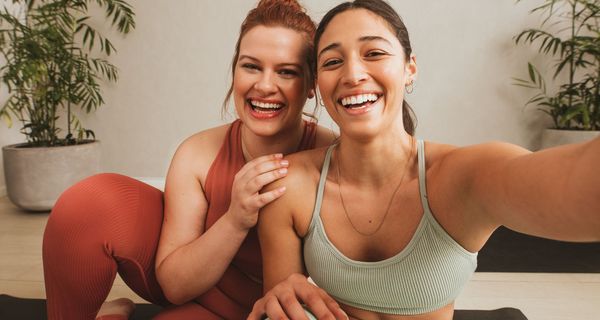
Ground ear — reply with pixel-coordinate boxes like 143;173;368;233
308;88;315;99
405;54;418;85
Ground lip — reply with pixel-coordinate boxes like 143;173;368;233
245;98;286;120
334;90;383;117
247;97;285;105
341;98;380;116
336;90;383;104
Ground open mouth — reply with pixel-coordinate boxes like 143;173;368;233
338;93;381;110
248;99;284;114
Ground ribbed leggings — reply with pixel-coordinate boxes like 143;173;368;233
42;173;222;319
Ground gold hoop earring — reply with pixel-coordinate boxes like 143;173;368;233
405;81;414;94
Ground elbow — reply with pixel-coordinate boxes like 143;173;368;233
156;264;189;305
158;277;190;306
162;287;189;306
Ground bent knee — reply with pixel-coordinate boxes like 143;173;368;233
51;173;159;222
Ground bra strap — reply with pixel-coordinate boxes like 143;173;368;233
417;139;432;216
308;144;336;229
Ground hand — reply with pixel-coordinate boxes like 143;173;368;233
248;274;348;320
227;153;289;230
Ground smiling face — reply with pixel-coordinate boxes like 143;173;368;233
316;8;416;140
233;25;313;137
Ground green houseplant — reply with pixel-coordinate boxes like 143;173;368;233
0;0;134;211
514;0;600;147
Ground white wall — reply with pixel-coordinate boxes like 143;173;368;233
1;0;548;194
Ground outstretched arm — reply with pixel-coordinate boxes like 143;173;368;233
459;137;600;242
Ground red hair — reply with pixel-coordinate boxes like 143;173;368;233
222;0;316;116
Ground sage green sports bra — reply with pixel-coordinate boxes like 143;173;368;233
303;140;477;315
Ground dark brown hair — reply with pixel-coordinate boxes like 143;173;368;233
314;0;417;135
221;0;317;118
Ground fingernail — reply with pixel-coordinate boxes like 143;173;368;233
278;186;286;193
280;160;289;166
275;153;283;158
278;168;288;175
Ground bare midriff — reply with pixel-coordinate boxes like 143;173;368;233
343;302;454;320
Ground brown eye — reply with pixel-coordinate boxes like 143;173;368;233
241;63;260;71
322;58;342;68
278;69;299;77
365;50;386;58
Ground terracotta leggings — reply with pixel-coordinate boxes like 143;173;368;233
42;173;222;320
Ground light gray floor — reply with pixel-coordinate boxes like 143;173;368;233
1;196;599;320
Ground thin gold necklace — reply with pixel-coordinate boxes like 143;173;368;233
336;136;415;237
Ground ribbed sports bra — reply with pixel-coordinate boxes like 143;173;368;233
303;140;477;315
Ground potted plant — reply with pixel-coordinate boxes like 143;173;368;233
514;0;600;149
0;0;135;211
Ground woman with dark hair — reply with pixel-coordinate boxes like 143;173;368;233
42;1;336;319
251;1;600;319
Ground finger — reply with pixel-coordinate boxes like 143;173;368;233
255;186;286;208
241;153;284;175
300;294;336;320
243;158;289;185
297;286;346;320
319;290;347;320
275;292;310;320
248;167;288;192
248;300;266;320
265;296;290;320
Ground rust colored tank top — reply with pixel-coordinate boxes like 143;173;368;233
198;119;317;319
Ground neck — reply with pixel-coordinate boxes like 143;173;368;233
241;121;305;161
336;127;414;187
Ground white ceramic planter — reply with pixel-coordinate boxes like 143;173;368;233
2;141;101;211
540;129;600;149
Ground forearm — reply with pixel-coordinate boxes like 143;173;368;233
157;212;249;304
571;137;600;239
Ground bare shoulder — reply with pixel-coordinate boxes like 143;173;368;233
263;147;330;194
431;141;530;173
168;123;230;184
260;146;332;235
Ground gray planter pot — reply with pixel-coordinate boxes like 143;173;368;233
2;141;101;211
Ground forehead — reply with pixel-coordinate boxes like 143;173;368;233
318;8;398;50
239;25;307;63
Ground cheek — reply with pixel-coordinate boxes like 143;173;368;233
284;79;308;103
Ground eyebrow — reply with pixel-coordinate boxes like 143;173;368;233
318;35;393;59
238;55;303;69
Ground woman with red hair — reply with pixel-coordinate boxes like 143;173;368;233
42;1;335;319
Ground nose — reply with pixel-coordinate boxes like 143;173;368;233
341;55;368;86
254;71;277;95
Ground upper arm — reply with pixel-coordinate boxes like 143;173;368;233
155;132;218;271
258;171;306;292
456;140;600;242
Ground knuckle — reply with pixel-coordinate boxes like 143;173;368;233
279;292;297;305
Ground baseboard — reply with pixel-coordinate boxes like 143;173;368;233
136;177;166;191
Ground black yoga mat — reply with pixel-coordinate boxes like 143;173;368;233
477;226;600;273
0;295;527;320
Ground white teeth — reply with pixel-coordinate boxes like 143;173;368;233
340;93;378;107
250;100;283;110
